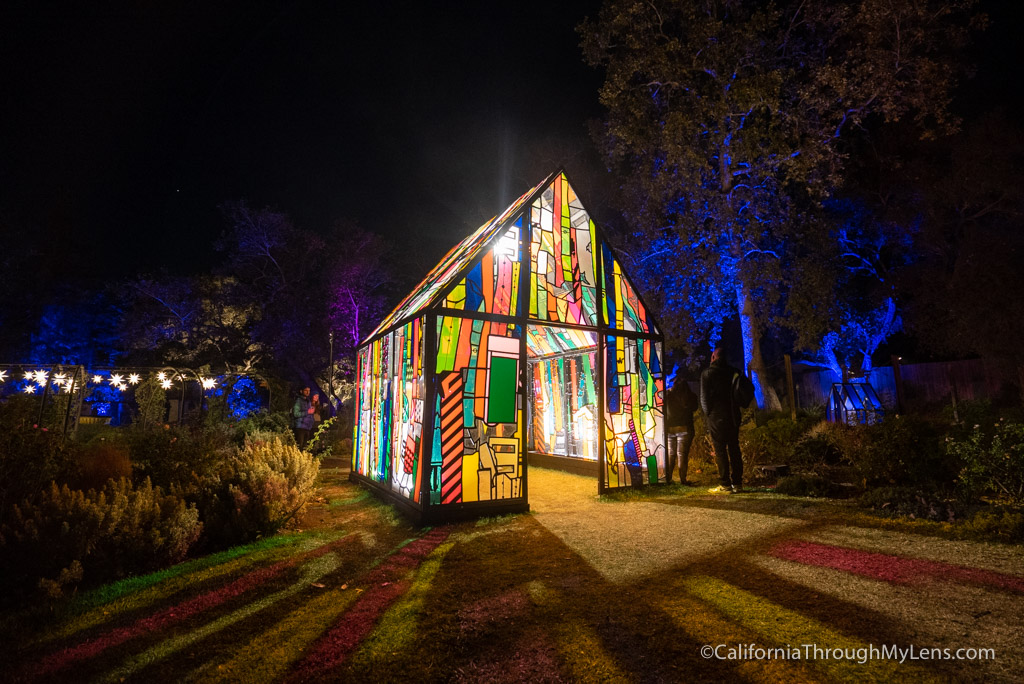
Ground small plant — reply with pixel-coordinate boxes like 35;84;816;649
190;435;319;547
307;417;336;457
775;474;836;498
949;421;1024;506
0;478;201;602
858;485;962;522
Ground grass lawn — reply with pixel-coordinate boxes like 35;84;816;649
3;461;1022;682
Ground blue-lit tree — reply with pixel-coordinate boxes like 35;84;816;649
581;0;977;408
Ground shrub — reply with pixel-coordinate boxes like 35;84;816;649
858;485;962;522
235;410;295;446
775;474;836;498
848;416;951;488
743;412;818;466
0;397;80;521
949;421;1024;506
75;441;132;491
187;435;319;547
126;426;228;491
0;478;201;602
958;509;1024;543
790;421;850;471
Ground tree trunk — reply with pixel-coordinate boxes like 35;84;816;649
736;280;782;411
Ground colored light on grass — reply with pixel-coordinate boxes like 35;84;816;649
769;540;1024;593
99;553;343;684
684;575;923;681
30;535;354;678
286;529;451;682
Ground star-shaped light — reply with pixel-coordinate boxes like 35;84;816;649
201;377;216;390
161;380;172;390
54;372;66;381
23;371;33;381
23;384;36;394
109;373;124;386
93;375;104;384
128;373;141;385
0;369;7;382
156;371;167;382
32;370;48;384
63;379;74;391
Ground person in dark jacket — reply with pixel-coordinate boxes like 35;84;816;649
700;347;744;493
663;375;698;484
292;386;315;449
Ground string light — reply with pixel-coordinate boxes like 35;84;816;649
156;371;166;382
93;374;104;384
109;373;124;386
201;377;216;390
161;380;172;389
23;371;33;381
23;384;36;394
0;370;7;382
128;373;141;385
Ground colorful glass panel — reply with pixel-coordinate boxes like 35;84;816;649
603;336;664;488
529;173;599;326
443;218;522;316
353;317;426;501
431;315;523;505
528;349;599;460
600;242;659;334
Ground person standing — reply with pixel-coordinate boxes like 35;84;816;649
700;347;744;493
663;375;697;485
292;386;315;449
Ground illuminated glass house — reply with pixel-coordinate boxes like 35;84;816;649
353;170;665;522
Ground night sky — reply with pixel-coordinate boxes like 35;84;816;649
2;1;603;278
2;1;1019;282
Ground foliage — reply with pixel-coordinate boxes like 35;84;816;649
307;417;336;458
858;486;962;522
956;509;1024;544
775;474;837;498
185;435;319;547
900;114;1024;372
742;412;818;465
234;410;295;446
132;376;167;429
580;0;978;406
849;416;951;488
948;421;1024;506
0;396;79;520
0;478;201;601
789;421;852;471
125;426;230;492
227;376;262;419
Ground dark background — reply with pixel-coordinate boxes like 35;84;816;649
1;0;1018;281
1;0;603;279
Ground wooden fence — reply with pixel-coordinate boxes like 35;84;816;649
794;358;1022;412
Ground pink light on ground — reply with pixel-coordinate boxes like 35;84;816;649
770;540;1024;594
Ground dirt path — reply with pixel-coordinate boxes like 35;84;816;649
6;463;1023;682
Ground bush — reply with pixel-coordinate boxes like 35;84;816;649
0;396;80;521
848;416;951;488
958;509;1024;543
775;474;836;498
125;426;229;491
744;412;818;466
948;421;1024;506
0;478;201;602
185;435;319;547
858;485;962;522
235;410;295;446
790;421;852;471
75;441;132;491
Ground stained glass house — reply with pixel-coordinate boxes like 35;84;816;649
352;170;665;522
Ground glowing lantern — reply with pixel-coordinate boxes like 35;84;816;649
128;373;141;385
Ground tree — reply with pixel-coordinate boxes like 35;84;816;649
900;113;1024;398
581;0;977;408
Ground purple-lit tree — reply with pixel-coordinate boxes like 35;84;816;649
581;0;977;408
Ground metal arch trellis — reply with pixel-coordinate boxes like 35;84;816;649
0;363;272;438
